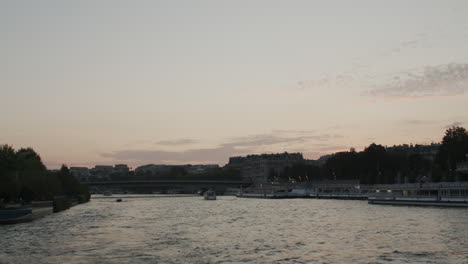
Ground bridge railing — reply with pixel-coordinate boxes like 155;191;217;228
87;180;251;184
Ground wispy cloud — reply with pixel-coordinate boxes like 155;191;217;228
444;121;464;129
224;132;334;148
272;129;316;135
293;34;431;92
292;44;413;92
317;145;350;152
102;131;341;165
380;37;426;57
223;134;304;148
364;63;468;99
156;138;197;146
296;75;354;91
401;119;435;126
102;145;241;165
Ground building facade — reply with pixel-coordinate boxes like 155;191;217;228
69;167;90;182
135;164;219;175
70;165;131;182
456;154;468;174
386;143;441;161
227;152;305;183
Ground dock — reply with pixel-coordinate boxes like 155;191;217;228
0;201;54;225
236;181;468;207
236;193;367;200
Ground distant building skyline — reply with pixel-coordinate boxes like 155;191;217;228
228;152;305;183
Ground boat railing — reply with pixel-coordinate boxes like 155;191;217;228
362;181;468;190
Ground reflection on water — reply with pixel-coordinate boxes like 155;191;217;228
1;195;468;264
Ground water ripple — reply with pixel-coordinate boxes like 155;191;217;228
1;196;468;264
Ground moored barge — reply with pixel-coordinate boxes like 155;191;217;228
368;182;468;207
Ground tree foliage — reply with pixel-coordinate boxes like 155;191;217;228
436;126;468;175
278;130;463;184
0;145;89;202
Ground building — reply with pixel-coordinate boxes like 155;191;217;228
71;164;131;182
114;164;130;173
456;154;468;174
70;167;90;182
316;155;332;165
304;160;320;166
386;143;441;161
186;164;219;174
135;164;172;174
227;152;305;183
90;165;114;180
135;164;219;175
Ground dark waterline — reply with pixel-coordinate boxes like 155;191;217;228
1;195;468;264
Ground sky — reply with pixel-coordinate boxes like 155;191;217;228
1;0;468;169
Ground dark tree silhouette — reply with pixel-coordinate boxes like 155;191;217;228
436;126;468;180
0;145;89;202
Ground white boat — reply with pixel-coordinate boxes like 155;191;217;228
203;190;216;200
368;183;468;207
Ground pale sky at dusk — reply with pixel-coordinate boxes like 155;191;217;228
2;1;468;169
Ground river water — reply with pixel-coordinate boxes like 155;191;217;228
1;195;468;264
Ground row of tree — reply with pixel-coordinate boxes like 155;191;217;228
0;145;89;203
275;126;468;184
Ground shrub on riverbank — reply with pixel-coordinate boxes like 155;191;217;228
78;193;90;204
53;196;72;213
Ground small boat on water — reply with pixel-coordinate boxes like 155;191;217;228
116;198;122;202
203;190;216;200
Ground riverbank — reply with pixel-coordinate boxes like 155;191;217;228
236;182;468;207
368;196;468;207
237;192;468;207
92;194;198;199
0;195;90;225
0;204;53;225
237;193;368;200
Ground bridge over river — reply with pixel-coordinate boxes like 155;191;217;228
85;180;252;194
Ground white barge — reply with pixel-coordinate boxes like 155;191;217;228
368;182;468;207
